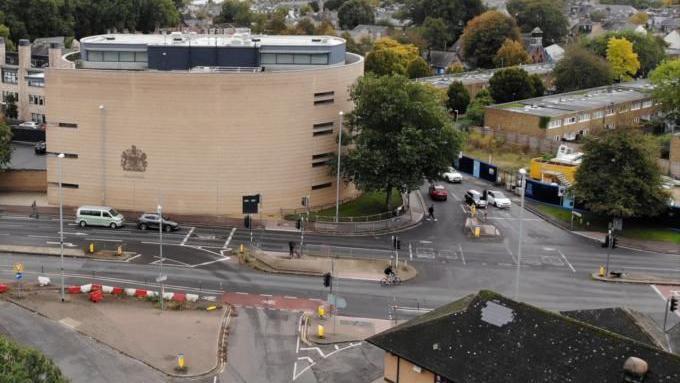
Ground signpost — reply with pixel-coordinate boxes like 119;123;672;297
15;263;23;296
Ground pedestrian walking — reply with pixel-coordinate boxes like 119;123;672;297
428;205;435;220
289;241;295;257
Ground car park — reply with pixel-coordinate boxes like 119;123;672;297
76;206;124;228
137;213;179;232
18;121;39;129
429;184;448;201
487;190;512;208
442;167;463;183
34;141;46;155
464;190;487;208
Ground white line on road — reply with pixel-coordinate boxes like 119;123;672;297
450;191;461;202
409;242;413;261
459;204;467;214
419;240;432;244
458;244;466;265
90;238;123;242
236;292;249;295
190;258;231;268
46;241;76;247
223;227;236;249
557;249;576;272
285;296;297;299
125;254;142;262
260;294;273;297
150;256;192;267
29;235;53;239
181;227;195;246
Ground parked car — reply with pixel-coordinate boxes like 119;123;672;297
34;141;46;155
487;190;511;208
18;121;39;129
137;213;179;232
464;190;487;208
442;167;463;183
429;184;448;201
76;206;124;228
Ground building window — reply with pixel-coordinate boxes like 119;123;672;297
592;111;604;119
2;69;18;84
314;91;334;105
135;52;148;62
28;78;45;87
312;152;334;167
564;116;577;125
605;123;615;129
31;113;46;123
311;54;329;64
103;51;119;62
578;113;590;122
312;182;332;190
642;100;653;108
313;122;334;136
58;122;78;128
314;91;335;98
548;119;562;129
619;105;629;113
88;50;103;62
2;91;18;102
277;54;294;64
294;54;311;64
119;51;135;62
48;182;79;189
29;95;45;105
633;117;640;124
260;53;276;65
631;102;641;110
606;107;615;116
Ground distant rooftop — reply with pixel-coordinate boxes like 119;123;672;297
487;80;655;117
417;63;555;88
80;32;344;48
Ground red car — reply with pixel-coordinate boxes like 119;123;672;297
429;184;448;201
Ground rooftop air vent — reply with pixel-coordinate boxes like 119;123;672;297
311;38;322;42
105;36;115;40
252;38;261;42
481;301;515;328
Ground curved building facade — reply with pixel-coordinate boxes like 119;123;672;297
45;32;363;216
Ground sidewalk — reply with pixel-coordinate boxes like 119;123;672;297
591;272;680;285
304;314;394;345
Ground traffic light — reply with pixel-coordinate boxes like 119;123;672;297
671;296;678;312
601;235;609;248
323;272;332;287
296;218;302;230
244;215;251;229
392;236;401;250
612;236;617;249
396;239;401;250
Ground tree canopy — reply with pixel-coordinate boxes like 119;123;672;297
421;17;450;50
573;128;668;218
506;0;569;45
461;11;521;68
553;46;613;92
401;0;485;43
488;67;534;103
494;39;530;67
446;81;471;114
465;88;494;126
582;31;666;76
0;334;67;382
528;74;545;97
0;120;12;170
338;0;375;30
606;37;640;81
215;0;253;26
649;59;680;121
340;74;463;209
365;37;420;76
407;56;432;78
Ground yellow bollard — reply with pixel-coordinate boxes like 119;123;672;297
317;305;326;319
599;266;605;277
317;324;325;338
206;305;217;311
177;353;185;369
89;243;95;253
474;227;480;238
239;244;244;254
117;245;123;256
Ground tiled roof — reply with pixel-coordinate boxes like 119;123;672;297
367;290;680;383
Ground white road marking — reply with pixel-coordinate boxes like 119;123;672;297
459;204;467;214
409;242;413;261
419;240;432;244
293;356;316;381
284;296;297;299
223;228;236;249
29;235;53;239
150;256;192;267
125;254;142;262
190;258;231;268
181;227;195;246
458;244;466;265
89;238;123;242
46;241;76;247
260;294;273;297
300;342;362;359
557;249;576;272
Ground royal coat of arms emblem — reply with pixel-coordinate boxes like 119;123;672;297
121;145;148;172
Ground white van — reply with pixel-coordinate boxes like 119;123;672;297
76;206;125;229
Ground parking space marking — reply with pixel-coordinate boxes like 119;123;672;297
458;244;466;265
181;227;195;246
416;247;435;259
541;255;564;267
223;227;236;249
557;249;576;272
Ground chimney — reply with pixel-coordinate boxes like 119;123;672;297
18;39;31;69
0;37;5;68
622;356;648;383
48;42;63;69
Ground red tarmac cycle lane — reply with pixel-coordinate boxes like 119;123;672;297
223;291;321;312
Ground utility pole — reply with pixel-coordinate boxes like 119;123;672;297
58;153;65;302
605;225;613;276
335;111;343;223
158;204;165;312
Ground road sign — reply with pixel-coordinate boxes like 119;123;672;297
156;274;167;283
15;272;22;280
242;195;259;214
14;263;23;273
572;211;582;218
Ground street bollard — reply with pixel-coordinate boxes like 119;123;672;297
317;305;326;319
474;227;480;238
239;244;244;254
317;324;325;338
89;243;95;253
117;245;123;256
599;265;605;277
177;353;186;370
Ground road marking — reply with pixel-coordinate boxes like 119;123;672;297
450;192;461;201
0;233;9;236
29;235;53;239
236;292;248;295
486;217;540;221
458;244;466;265
293;356;316;381
61;232;88;236
223;228;236;249
190;258;231;268
46;241;76;247
419;240;432;244
285;296;297;299
150;256;192;267
409;242;413;261
260;294;273;297
459;204;467;214
89;238;123;242
125;254;142;262
181;227;195;246
557;249;576;272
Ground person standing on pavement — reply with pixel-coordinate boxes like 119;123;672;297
289;241;295;257
428;205;435;220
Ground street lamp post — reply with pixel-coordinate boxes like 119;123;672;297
58;153;65;302
453;109;459;122
514;168;527;300
99;104;106;206
158;204;164;312
335;111;344;223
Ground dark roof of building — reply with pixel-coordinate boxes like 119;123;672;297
427;50;460;69
561;308;662;349
31;36;65;56
367;290;680;383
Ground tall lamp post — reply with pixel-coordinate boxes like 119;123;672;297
99;104;106;206
58;153;65;302
158;204;165;312
335;111;344;223
514;168;527;300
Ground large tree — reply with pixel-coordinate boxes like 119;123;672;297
465;88;494;126
606;37;640;82
0;335;67;382
215;0;254;26
338;0;374;30
649;59;680;122
365;37;419;76
461;10;521;68
488;67;534;103
553;46;613;92
407;56;432;78
446;81;471;114
528;74;545;97
494;39;530;67
573;128;668;218
421;17;450;50
340;74;463;210
506;0;569;45
583;31;666;76
0;120;12;170
401;0;485;43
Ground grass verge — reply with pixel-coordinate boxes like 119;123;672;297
314;190;403;218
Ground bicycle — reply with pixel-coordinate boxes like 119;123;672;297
380;273;402;287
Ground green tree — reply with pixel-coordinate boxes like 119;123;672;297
606;37;640;82
488;67;534;103
290;18;316;34
338;0;374;29
4;94;17;120
0;335;67;382
461;10;521;68
445;63;465;74
421;17;450;50
407;56;432;78
583;31;666;76
506;0;569;45
340;74;463;210
134;0;180;33
401;0;485;43
324;0;349;10
528;74;545;97
365;37;419;76
494;39;530;67
0;120;12;170
649;59;680;122
215;0;253;26
465;88;494;126
0;24;16;51
553;46;612;92
573;128;668;218
446;81;470;114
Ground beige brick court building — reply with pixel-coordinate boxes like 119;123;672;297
45;32;363;215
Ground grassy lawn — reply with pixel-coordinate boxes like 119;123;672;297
463;147;537;170
534;203;680;244
314;190;403;219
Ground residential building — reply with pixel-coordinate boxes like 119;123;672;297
425;50;462;76
0;37;72;123
417;63;554;98
367;290;680;383
45;31;362;216
484;80;658;141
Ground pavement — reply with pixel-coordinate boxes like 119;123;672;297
7;142;46;170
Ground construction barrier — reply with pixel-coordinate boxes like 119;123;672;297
134;289;148;298
124;288;136;296
80;284;92;293
89;289;103;303
102;285;114;294
173;293;186;302
91;284;102;292
68;285;81;294
186;294;199;303
38;276;51;286
112;287;124;295
162;292;174;301
0;284;8;293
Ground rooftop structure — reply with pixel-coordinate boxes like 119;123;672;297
417;63;554;89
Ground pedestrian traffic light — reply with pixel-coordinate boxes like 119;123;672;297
323;272;332;287
396;240;401;250
296;218;302;230
671;296;678;312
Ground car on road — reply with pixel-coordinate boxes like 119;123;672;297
18;121;39;129
442;167;463;183
464;190;487;208
76;206;124;229
429;184;448;201
486;190;511;208
137;213;179;232
34;141;46;155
